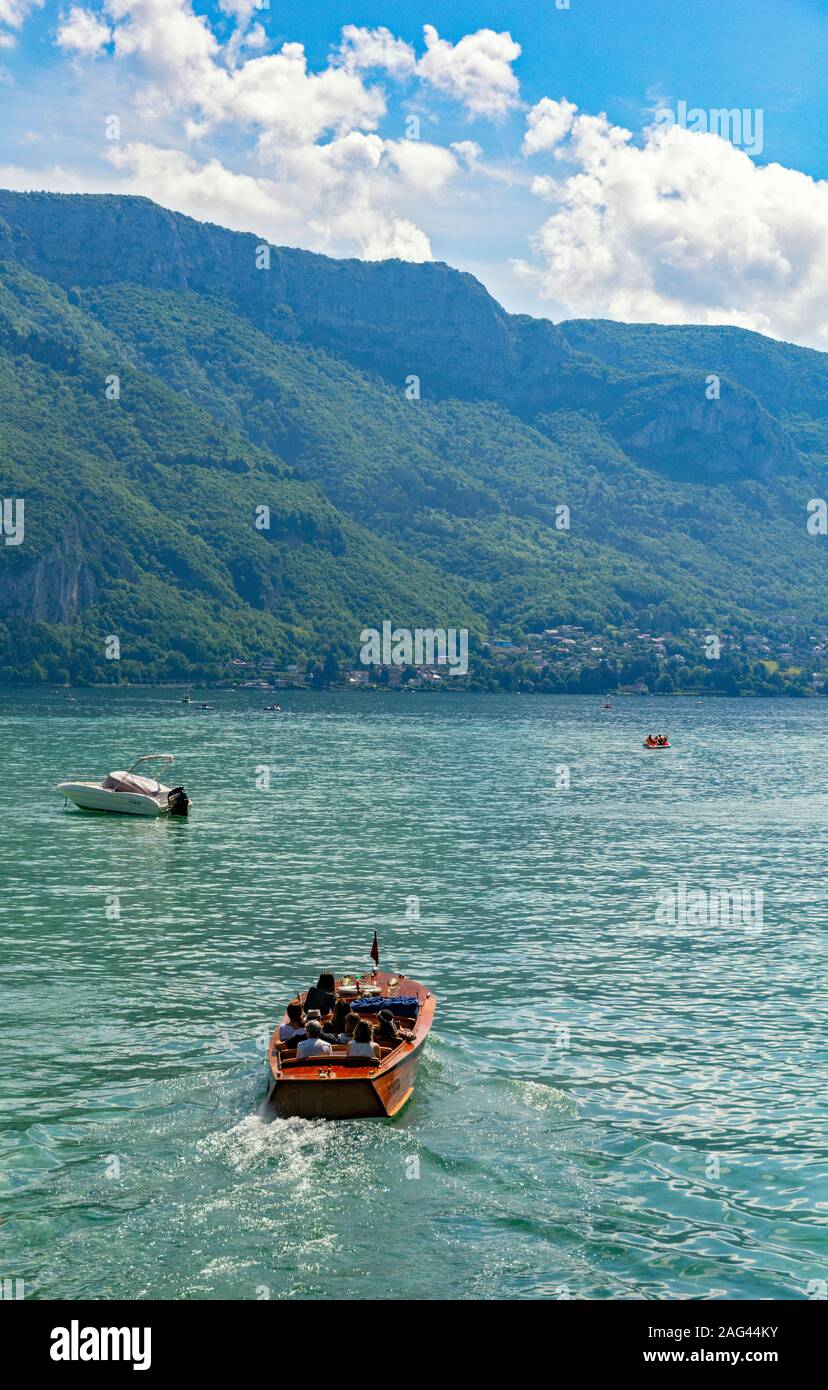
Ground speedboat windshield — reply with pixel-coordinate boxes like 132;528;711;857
127;754;175;775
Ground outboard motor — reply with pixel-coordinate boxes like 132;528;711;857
167;786;191;817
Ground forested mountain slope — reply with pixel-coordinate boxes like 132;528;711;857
0;191;825;684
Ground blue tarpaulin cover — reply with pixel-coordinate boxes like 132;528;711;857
351;995;420;1016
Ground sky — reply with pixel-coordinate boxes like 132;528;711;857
1;0;827;348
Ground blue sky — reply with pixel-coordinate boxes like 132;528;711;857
1;1;827;346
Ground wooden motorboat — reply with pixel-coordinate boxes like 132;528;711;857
265;970;435;1120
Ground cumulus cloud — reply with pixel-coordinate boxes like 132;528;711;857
336;22;523;119
0;0;42;28
108;0;223;106
105;139;433;260
522;97;577;156
30;5;518;264
228;45;387;151
56;6;112;55
0;0;40;48
383;138;457;193
335;24;416;77
217;0;259;22
518;106;828;348
451;140;482;167
417;24;521;119
33;4;828;349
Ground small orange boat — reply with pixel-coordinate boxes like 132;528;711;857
265;970;436;1120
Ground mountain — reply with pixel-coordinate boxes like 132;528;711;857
0;190;826;687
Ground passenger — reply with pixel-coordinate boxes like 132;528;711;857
305;972;337;1016
329;998;351;1037
295;1019;333;1060
279;1002;306;1043
304;1007;337;1043
337;1011;360;1045
347;1019;379;1061
375;1008;414;1048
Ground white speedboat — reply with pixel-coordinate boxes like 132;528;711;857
56;754;191;817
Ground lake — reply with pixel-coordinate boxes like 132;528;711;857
0;688;825;1300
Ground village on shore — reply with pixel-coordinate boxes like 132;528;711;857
222;622;828;699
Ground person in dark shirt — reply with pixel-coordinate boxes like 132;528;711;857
329;998;351;1038
375;1008;414;1049
304;972;336;1016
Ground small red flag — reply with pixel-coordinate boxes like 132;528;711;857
370;931;380;966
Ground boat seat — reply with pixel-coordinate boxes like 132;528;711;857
351;1014;416;1031
278;1046;394;1069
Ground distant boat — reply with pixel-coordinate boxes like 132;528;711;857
263;704;283;712
643;736;671;749
56;753;191;817
266;970;435;1120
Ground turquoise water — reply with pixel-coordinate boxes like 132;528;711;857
0;688;825;1300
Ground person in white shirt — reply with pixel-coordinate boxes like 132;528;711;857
347;1019;379;1060
279;1002;306;1043
296;1019;333;1059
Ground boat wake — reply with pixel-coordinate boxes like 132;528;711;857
509;1078;576;1114
197;1112;331;1181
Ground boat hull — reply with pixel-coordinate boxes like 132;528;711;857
265;971;435;1120
266;1036;427;1119
56;782;166;816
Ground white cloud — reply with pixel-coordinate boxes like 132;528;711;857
335;24;416;78
0;159;116;190
384;138;457;193
417;24;521;119
30;5;510;264
108;0;222;99
56;7;112;56
28;4;828;352
0;0;39;50
91;5;386;148
0;0;42;29
217;0;260;22
229;45;387;151
520;110;828;347
522;97;578;156
451;140;482;167
104;139;433;261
